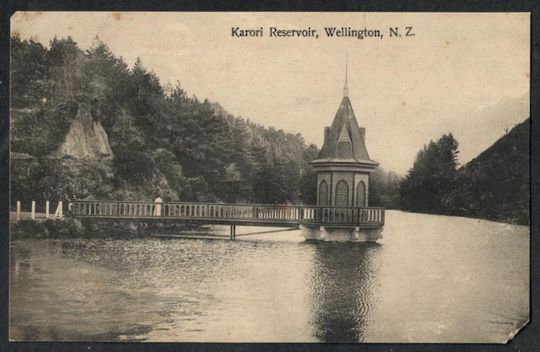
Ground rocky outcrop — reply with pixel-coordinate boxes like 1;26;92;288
55;104;113;159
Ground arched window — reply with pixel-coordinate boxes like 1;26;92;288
318;181;329;206
356;181;366;207
335;180;349;207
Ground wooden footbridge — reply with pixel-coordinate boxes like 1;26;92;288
68;200;385;239
12;200;384;239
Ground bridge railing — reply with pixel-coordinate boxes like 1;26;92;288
70;201;384;227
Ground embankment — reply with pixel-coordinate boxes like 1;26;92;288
10;218;210;240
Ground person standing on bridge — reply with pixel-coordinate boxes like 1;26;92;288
154;196;163;216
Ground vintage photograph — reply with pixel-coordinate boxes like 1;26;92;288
8;12;530;343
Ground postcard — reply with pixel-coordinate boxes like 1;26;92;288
9;12;530;343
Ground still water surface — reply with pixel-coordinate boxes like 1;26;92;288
10;211;529;342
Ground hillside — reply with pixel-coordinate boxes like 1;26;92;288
398;118;529;225
12;35;527;224
457;118;530;224
10;35;319;206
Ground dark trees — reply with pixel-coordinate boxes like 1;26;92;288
369;167;401;208
298;144;319;204
453;119;530;224
397;124;529;225
10;36;317;205
399;134;459;214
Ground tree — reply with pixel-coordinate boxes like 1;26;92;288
298;144;319;204
48;36;88;101
399;134;459;213
86;36;131;129
269;154;288;203
251;144;272;203
369;167;402;208
11;36;52;108
113;147;156;186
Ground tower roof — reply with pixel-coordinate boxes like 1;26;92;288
312;96;377;166
337;124;352;143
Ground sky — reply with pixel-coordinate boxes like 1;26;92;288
11;12;530;174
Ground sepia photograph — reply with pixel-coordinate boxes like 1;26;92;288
8;11;530;343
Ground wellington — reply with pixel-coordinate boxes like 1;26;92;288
324;27;382;39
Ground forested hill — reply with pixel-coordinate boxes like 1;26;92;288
457;118;530;224
12;35;526;224
399;118;530;225
10;36;320;205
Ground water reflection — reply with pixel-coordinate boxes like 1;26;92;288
306;241;380;342
9;212;529;342
10;246;32;282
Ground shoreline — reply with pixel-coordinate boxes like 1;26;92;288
9;217;215;240
10;217;301;241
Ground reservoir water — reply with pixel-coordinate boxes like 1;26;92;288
9;211;529;342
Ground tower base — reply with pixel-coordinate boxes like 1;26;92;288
300;225;383;242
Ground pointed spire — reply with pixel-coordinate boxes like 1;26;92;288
343;51;349;97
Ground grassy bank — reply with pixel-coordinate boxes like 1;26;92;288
10;218;211;240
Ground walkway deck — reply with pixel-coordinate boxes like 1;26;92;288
70;201;385;228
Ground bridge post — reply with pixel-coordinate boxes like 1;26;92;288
31;201;35;220
54;201;63;219
16;201;21;221
230;224;236;240
252;206;257;220
45;201;50;219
